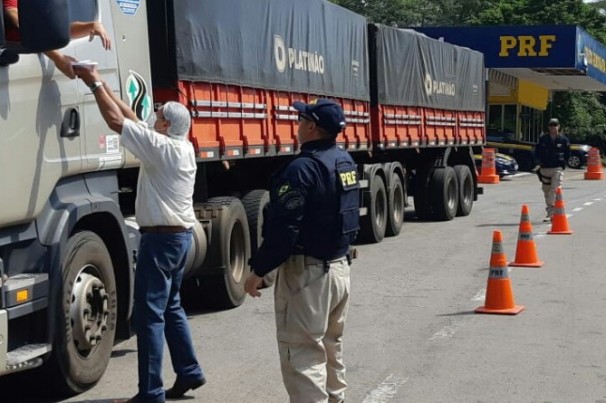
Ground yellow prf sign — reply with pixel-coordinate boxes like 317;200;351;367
499;35;556;57
340;171;357;187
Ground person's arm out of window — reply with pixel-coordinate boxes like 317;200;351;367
69;21;111;50
44;50;77;79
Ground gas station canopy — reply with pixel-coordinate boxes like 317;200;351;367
416;25;606;92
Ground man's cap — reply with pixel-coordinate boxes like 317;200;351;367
292;98;346;136
548;118;560;126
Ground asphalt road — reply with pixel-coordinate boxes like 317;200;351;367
4;168;606;403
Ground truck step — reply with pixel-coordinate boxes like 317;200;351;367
4;273;49;292
5;343;50;374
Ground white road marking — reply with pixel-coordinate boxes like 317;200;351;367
572;207;583;212
584;202;594;206
430;324;462;340
362;374;408;403
471;289;486;302
430;287;495;342
594;198;602;201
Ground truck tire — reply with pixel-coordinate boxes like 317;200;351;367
183;221;207;279
358;174;387;243
431;166;459;221
241;190;275;288
48;231;117;395
385;170;405;237
197;197;251;309
454;165;473;217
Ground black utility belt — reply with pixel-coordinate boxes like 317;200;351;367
303;255;348;266
140;225;189;234
302;255;348;273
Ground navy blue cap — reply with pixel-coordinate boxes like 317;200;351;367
292;98;346;136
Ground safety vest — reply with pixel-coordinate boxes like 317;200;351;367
297;145;360;260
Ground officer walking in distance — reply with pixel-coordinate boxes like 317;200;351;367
244;98;360;403
535;117;570;222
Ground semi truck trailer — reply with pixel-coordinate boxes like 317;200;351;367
0;0;485;395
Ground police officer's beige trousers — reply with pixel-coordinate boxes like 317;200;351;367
539;167;563;216
274;254;351;403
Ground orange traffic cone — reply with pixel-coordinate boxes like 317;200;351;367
548;187;573;235
475;230;524;315
478;148;500;184
584;147;605;180
509;205;544;267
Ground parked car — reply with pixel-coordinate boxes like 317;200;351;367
474;152;519;178
568;144;591;169
486;129;536;172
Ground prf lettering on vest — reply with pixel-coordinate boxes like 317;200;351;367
340;171;357;187
499;35;556;57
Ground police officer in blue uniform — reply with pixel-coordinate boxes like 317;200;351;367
535;118;570;221
244;98;359;402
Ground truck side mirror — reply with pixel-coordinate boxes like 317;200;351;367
0;3;4;48
18;0;70;53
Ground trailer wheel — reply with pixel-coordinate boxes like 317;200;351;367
48;231;117;395
431;166;459;221
359;174;387;243
454;165;473;216
242;190;275;288
197;197;251;309
413;170;432;220
385;170;405;237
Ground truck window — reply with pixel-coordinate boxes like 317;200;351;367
68;0;97;23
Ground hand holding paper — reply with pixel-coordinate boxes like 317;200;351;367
71;59;98;69
73;61;101;86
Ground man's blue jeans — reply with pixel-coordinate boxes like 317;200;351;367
134;230;203;402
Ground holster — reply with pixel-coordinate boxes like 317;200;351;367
347;247;358;265
536;169;551;185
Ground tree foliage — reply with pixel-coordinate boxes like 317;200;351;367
551;92;606;142
331;0;606;38
467;0;606;42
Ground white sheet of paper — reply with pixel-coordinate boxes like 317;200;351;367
71;60;98;68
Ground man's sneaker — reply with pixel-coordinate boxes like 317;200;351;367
543;214;552;222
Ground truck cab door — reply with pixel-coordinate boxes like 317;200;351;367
0;45;84;225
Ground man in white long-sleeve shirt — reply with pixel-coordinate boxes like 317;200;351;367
74;65;205;403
